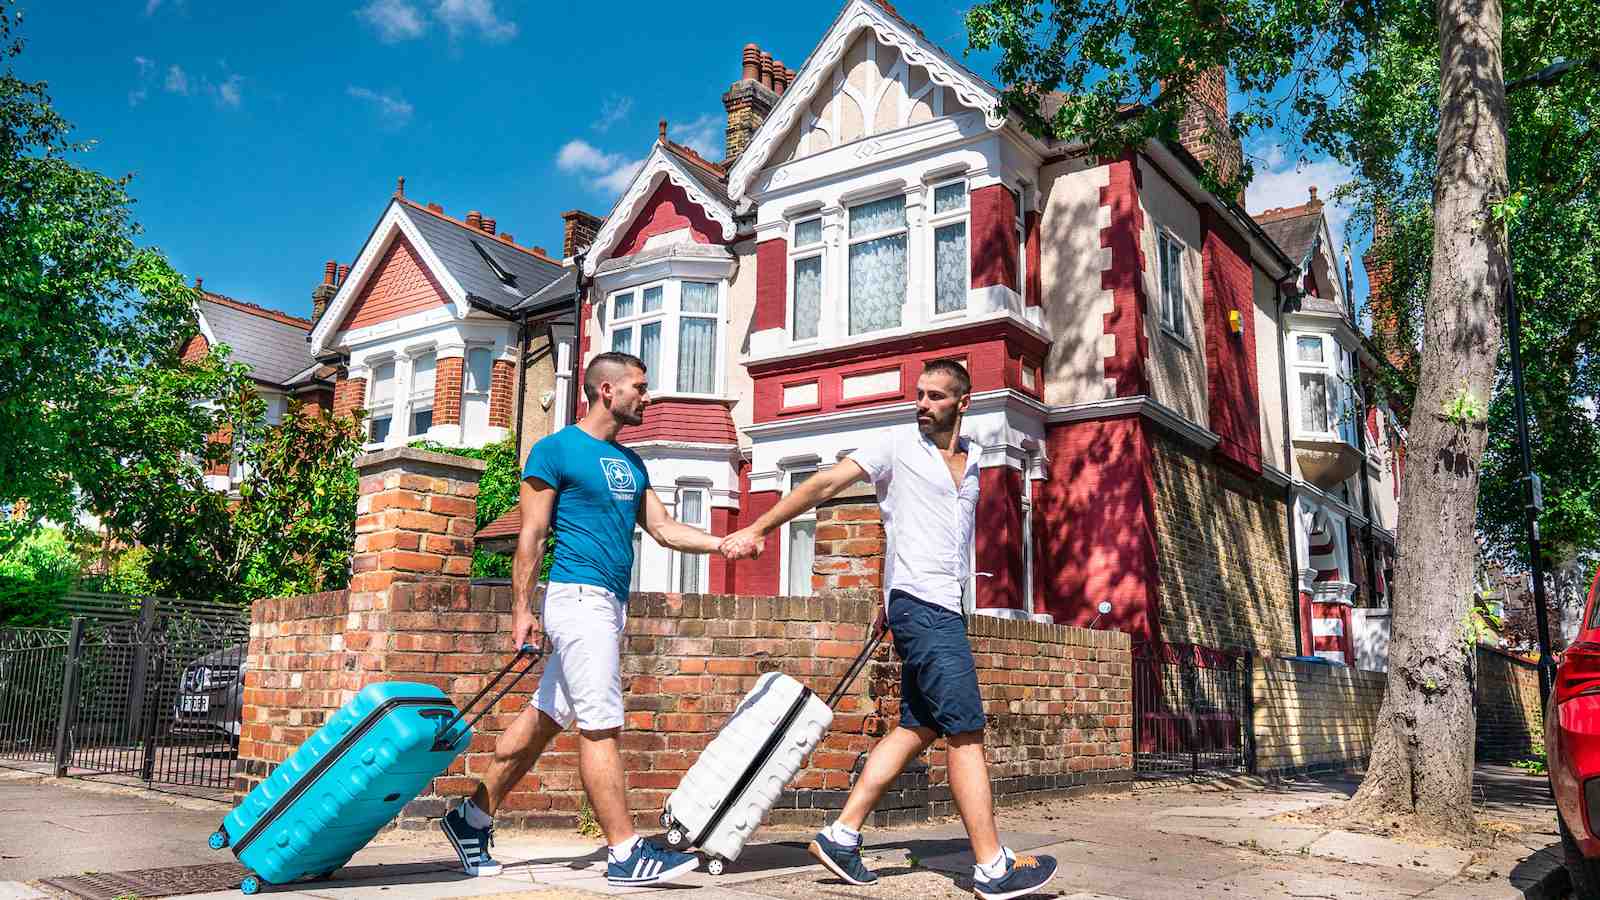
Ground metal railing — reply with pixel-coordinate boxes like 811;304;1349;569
1132;642;1254;778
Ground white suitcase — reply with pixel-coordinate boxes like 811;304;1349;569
660;625;885;875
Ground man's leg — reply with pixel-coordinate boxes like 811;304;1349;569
470;705;565;815
834;725;935;831
945;730;1000;864
575;726;634;845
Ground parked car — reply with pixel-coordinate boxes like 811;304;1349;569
171;643;246;746
1548;565;1600;897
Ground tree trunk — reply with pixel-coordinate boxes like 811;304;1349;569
1346;0;1509;835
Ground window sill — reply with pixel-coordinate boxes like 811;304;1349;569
1160;324;1193;350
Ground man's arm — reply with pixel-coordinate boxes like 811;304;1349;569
511;477;556;649
638;489;723;554
720;459;867;559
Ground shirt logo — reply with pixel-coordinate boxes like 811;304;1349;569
599;458;637;496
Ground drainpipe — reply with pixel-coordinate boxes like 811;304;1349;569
513;314;529;460
569;252;590;427
1345;257;1380;607
1276;281;1302;657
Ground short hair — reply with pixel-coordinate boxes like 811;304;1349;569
921;358;971;397
582;351;646;403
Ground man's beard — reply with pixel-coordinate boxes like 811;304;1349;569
613;399;645;426
917;410;953;435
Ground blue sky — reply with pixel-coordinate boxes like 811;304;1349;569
18;0;1365;320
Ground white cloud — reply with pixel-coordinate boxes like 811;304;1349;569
347;86;415;127
1245;143;1355;256
669;113;722;161
557;139;644;195
164;64;190;96
357;0;428;42
211;74;243;108
594;94;633;133
145;0;162;13
129;56;154;106
433;0;517;42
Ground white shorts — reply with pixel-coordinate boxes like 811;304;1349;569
533;582;627;732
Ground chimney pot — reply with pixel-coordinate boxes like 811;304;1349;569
499;232;514;243
338;265;351;284
659;118;668;141
194;276;203;290
427;202;444;213
481;217;496;235
760;52;775;89
395;176;405;197
532;245;547;256
773;61;788;94
742;44;761;82
323;260;337;285
1309;186;1320;204
466;210;482;229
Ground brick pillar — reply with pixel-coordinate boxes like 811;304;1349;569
333;375;367;419
434;355;464;426
812;499;884;593
974;466;1028;615
971;184;1018;292
488;359;515;428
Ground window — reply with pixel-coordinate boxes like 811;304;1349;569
409;351;436;437
1010;186;1027;305
791;218;824;341
463;348;494;436
676;487;707;593
848;195;907;334
931;181;969;316
1293;334;1358;442
785;470;816;596
604;280;721;395
367;361;395;444
1158;229;1188;338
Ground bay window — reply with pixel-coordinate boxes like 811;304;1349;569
847;195;907;335
367;360;395;444
462;347;493;437
409;351;436;436
1158;229;1188;338
930;180;969;316
784;469;817;597
604;280;722;396
791;218;823;341
1293;333;1359;443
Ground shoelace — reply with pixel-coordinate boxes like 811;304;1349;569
1012;854;1039;869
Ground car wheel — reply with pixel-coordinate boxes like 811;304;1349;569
1560;813;1600;899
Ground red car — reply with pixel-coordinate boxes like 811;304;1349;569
1548;565;1600;896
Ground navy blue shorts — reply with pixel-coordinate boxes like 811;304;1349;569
887;590;985;737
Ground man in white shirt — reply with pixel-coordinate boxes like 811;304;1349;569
720;360;1058;900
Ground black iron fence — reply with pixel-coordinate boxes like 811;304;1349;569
0;595;248;796
1132;641;1254;778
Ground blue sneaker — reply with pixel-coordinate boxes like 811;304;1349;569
607;839;699;886
973;850;1058;900
808;830;877;885
440;805;502;877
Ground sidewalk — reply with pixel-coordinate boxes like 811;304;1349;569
1;765;1567;900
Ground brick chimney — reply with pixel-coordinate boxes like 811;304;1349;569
311;260;338;324
561;209;604;258
481;217;496;235
338;264;351;285
1363;203;1410;372
466;210;483;230
722;43;779;164
1171;66;1242;191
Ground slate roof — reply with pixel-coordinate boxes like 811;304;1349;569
394;199;565;315
510;267;578;315
1256;206;1323;268
660;140;731;208
196;293;317;387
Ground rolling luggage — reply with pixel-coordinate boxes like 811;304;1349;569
659;622;886;875
207;645;543;895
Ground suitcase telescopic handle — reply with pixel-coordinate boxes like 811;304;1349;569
824;617;889;710
434;642;544;747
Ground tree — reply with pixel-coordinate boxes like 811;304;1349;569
969;0;1523;835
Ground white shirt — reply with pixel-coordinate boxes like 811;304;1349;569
849;428;981;614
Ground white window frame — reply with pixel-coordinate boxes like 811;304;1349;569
1010;185;1028;306
1290;331;1357;443
604;280;724;398
407;348;437;440
846;192;909;337
781;468;819;597
1157;226;1190;344
461;345;496;442
789;217;825;343
673;484;710;594
928;179;971;321
365;357;397;447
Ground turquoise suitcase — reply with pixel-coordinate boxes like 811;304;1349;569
208;646;541;894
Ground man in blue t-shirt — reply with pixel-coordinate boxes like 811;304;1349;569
441;352;720;887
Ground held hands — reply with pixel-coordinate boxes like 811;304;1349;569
718;527;764;561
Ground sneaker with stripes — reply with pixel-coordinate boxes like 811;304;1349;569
440;804;502;877
606;839;699;886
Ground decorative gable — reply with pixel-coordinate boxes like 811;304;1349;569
337;234;451;333
727;0;1006;204
612;181;727;258
581;143;737;276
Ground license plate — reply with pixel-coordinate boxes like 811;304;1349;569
180;695;209;713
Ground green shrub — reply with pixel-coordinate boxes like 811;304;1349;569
409;438;550;579
0;528;79;627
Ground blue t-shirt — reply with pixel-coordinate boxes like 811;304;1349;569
522;425;650;600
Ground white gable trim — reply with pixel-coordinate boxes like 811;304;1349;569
309;201;471;355
582;145;737;277
192;304;219;349
726;0;1006;205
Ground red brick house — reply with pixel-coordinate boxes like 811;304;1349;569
462;0;1404;660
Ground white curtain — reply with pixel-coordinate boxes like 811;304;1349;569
1299;372;1329;432
682;281;718;313
793;256;821;340
678;490;704;593
678;282;719;394
788;520;815;596
612;326;632;353
464;348;492;435
639;322;662;390
849;197;906;334
643;285;663;313
934;222;967;314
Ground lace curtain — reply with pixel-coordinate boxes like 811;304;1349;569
793;256;821;340
639;322;661;390
848;197;907;334
934;222;967;314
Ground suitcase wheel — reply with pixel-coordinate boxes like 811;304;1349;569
665;827;686;848
706;858;725;877
240;874;262;895
208;830;228;851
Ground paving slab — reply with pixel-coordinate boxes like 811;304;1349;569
1157;820;1326;854
1303;829;1474;876
0;883;48;900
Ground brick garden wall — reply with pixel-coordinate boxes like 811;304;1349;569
1251;656;1385;776
1475;646;1542;762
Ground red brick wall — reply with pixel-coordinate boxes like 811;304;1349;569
812;500;885;593
489;359;514;429
180;333;210;363
434;356;464;426
1035;416;1159;641
975;466;1027;612
333;376;367;419
296;389;334;418
971;184;1018;291
1025;210;1042;307
1099;156;1149;397
735;488;782;596
754;238;787;333
206;424;233;477
1201;208;1264;473
612;181;725;258
618;398;737;444
339;235;451;332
